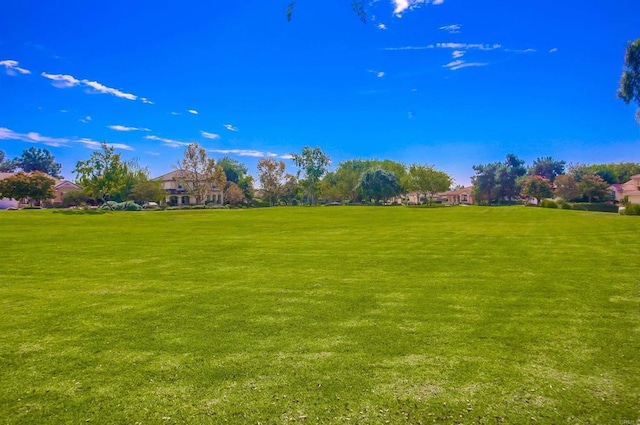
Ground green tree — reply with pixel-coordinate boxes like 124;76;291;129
0;150;17;172
218;157;248;184
617;38;640;123
320;171;343;203
291;146;331;205
175;142;226;204
238;175;255;202
333;159;374;203
62;190;89;207
520;176;553;205
580;174;610;202
554;174;581;201
257;157;286;206
0;171;55;206
74;142;131;204
358;168;402;204
528;156;565;182
405;164;452;204
130;180;165;204
15;147;63;178
472;161;501;204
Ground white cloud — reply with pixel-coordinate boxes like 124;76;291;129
41;72;80;88
109;125;150;132
377;71;385;78
393;0;442;17
223;124;238;132
201;131;220;140
76;138;133;151
0;126;134;150
141;97;154;104
549;48;558;53
436;42;501;50
280;154;294;160
145;135;191;148
383;45;434;51
41;71;145;102
378;23;387;30
170;112;181;116
439;24;460;33
452;50;465;59
0;60;31;76
443;60;487;71
0;127;69;147
188;109;198;115
209;149;274;158
80;116;92;123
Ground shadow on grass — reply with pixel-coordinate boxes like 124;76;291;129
52;209;108;215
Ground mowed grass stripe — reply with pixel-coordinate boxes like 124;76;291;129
0;207;638;424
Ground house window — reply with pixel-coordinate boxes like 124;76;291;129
177;184;183;189
462;195;468;202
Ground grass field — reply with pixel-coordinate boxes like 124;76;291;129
1;206;639;424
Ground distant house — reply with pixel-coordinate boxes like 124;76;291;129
0;172;82;208
155;170;223;206
609;174;640;205
441;186;474;205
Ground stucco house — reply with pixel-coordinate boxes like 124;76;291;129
441;186;474;205
155;170;223;206
609;174;640;205
0;172;82;208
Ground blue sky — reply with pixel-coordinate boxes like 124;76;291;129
1;0;638;185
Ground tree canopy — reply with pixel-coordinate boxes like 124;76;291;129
15;147;63;178
175;142;226;205
291;146;331;205
358;168;402;204
0;171;55;206
617;38;640;124
74;142;131;203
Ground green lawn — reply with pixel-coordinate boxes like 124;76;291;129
1;207;639;424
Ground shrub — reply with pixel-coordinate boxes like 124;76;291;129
539;199;558;209
569;203;619;213
62;190;88;207
99;201;142;211
620;204;640;215
556;199;573;210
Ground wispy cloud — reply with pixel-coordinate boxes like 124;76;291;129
141;97;154;104
383;45;434;51
439;24;461;33
201;131;220;139
377;23;387;30
0;127;133;150
209;148;276;158
80;116;92;124
76;138;134;151
223;124;238;132
188;109;198;115
108;125;150;132
145;135;191;148
549;48;558;53
452;50;465;59
436;42;501;50
443;60;487;71
170;112;181;116
0;127;69;147
41;71;147;102
0;60;31;76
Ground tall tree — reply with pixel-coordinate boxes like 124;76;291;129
217;157;248;184
405;164;452;204
497;154;527;202
472;161;501;204
0;150;17;172
74;142;130;204
554;174;581;201
358;168;402;204
291;146;331;205
617;38;640;124
175;142;226;204
15;147;63;178
520;176;553;205
257;157;286;206
529;157;565;182
580;174;610;203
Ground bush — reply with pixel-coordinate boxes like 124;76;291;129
62;190;89;207
569;203;619;213
99;201;142;211
555;199;573;210
620;204;640;215
539;199;558;209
